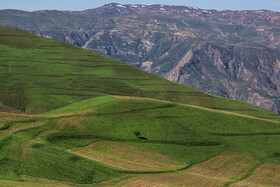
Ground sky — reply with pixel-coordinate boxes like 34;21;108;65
0;0;280;12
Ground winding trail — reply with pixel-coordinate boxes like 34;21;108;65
0;112;76;118
112;95;280;124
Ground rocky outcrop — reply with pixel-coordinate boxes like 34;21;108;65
163;44;280;113
165;50;193;82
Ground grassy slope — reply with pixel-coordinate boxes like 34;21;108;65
0;102;23;114
43;96;280;164
1;96;280;185
0;26;280;185
0;26;279;123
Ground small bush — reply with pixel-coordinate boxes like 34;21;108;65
133;131;141;137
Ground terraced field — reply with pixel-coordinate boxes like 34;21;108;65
187;152;260;182
233;163;280;186
70;141;186;171
0;26;280;186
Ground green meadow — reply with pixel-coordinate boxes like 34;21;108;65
0;26;280;186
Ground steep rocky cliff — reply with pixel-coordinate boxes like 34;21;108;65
171;43;280;113
0;3;279;113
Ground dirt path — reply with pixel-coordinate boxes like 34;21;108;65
0;112;76;118
112;95;280;124
112;95;170;103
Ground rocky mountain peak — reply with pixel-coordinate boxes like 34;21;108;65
71;4;280;26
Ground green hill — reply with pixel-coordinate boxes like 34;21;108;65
0;26;280;186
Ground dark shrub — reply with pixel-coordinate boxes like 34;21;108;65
133;131;141;137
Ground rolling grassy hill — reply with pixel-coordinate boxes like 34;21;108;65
0;26;280;186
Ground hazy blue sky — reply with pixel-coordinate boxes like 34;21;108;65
1;0;280;11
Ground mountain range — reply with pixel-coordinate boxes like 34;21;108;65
0;3;280;113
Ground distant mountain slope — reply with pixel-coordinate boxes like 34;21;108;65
1;26;278;122
1;4;279;113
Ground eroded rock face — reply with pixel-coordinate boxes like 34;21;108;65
163;44;280;113
0;3;279;113
165;50;193;82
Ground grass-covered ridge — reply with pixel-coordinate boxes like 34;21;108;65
0;26;280;186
